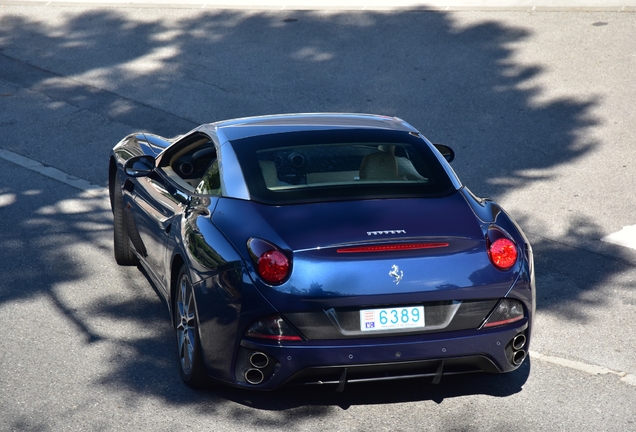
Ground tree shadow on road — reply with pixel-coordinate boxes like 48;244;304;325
0;5;625;425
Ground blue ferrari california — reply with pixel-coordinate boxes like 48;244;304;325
109;113;535;390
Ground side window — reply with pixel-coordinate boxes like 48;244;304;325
195;160;221;195
157;133;218;191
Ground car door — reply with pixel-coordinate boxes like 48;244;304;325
129;132;218;292
130;170;189;291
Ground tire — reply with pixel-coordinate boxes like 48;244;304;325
174;266;208;388
112;171;139;266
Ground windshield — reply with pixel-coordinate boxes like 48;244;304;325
231;129;454;204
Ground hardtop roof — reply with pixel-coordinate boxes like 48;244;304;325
198;113;420;143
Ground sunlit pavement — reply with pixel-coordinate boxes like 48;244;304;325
2;0;635;11
1;2;636;431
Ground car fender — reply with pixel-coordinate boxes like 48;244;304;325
172;206;279;383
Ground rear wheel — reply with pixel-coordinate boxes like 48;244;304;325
112;171;138;266
174;266;208;388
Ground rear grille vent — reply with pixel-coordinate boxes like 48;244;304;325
284;299;499;340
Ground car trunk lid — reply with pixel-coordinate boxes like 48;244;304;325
212;192;518;312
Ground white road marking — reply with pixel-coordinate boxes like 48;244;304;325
530;351;636;386
0;149;106;195
1;148;634;387
601;225;636;251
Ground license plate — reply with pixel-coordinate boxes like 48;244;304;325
360;306;425;332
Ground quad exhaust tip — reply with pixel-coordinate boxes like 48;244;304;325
512;349;526;366
512;334;526;351
244;368;265;385
244;352;270;385
508;333;527;366
249;352;269;369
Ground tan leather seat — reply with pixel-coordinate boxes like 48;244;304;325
359;152;399;181
259;160;279;188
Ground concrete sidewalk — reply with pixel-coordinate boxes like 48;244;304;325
1;0;635;11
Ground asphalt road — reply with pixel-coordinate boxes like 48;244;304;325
1;3;635;431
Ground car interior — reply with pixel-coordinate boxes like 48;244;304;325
257;143;429;190
159;134;221;194
158;137;431;197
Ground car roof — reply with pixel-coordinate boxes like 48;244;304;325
197;113;420;143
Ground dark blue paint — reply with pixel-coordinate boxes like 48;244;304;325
109;115;535;390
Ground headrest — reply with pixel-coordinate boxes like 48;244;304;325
359;152;398;181
259;160;279;188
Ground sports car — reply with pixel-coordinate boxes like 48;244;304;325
108;113;535;391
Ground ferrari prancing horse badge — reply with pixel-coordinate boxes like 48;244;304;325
389;265;403;285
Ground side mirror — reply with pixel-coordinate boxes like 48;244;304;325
124;155;155;177
434;144;455;163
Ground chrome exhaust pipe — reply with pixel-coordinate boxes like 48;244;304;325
249;352;269;369
244;368;265;385
512;349;526;366
512;334;526;351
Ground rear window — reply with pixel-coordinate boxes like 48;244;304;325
231;129;454;204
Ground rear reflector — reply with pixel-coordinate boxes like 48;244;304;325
245;315;303;342
482;299;524;328
337;243;449;253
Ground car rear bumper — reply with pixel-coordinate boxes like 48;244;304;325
229;320;529;390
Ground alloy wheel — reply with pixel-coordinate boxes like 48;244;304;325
175;274;196;376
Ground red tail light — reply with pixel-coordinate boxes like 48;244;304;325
257;250;289;284
245;314;303;342
487;228;518;270
247;238;291;285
